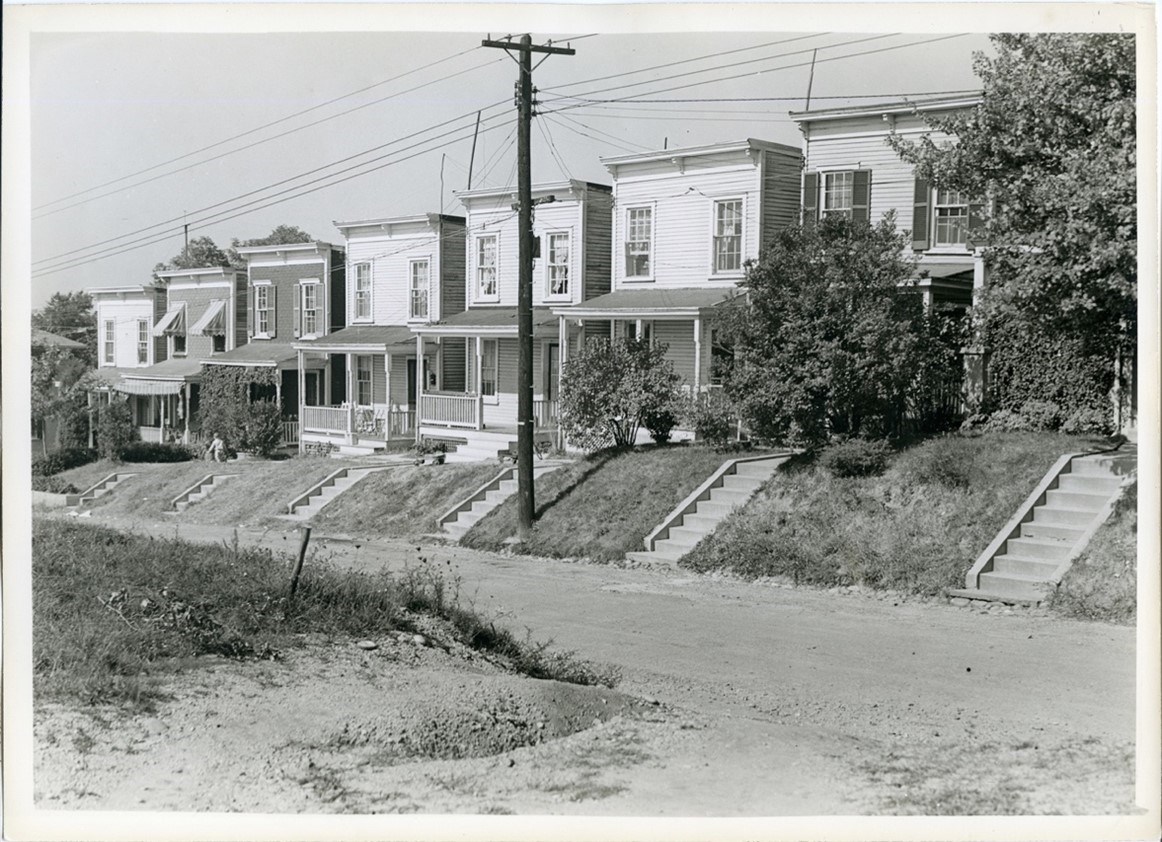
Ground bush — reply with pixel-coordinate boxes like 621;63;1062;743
1019;400;1062;431
642;405;678;445
820;438;892;478
1061;406;1112;435
983;408;1028;432
31;475;81;494
902;435;978;488
96;401;137;460
118;442;198;463
31;446;97;477
686;391;735;449
239;401;284;457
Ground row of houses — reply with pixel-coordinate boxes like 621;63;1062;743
90;94;983;458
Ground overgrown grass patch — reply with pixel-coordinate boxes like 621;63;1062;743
33;518;617;708
461;444;731;561
310;462;504;539
1048;480;1137;624
681;432;1106;596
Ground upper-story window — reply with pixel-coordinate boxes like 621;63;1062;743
299;282;319;337
547;232;570;296
476;236;498;300
353;262;372;321
137;320;149;364
933;188;970;247
626;207;652;278
255;284;273;336
212;334;226;353
713;199;743;273
822;172;854;218
172;333;187;356
103;320;114;364
410;260;430;320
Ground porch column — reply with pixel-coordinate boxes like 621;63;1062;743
610;319;617;342
475;335;484;432
415;335;424;444
275;376;282;416
558;315;568;369
693;317;703;393
635;319;643;342
345;352;355;444
436;337;444;390
384;352;392;437
87;391;95;448
160;393;167;442
297;350;306;455
183;382;191;443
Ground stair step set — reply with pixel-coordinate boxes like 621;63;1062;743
951;449;1135;604
284;466;390;520
67;473;138;511
439;465;562;541
625;452;795;567
170;475;238;512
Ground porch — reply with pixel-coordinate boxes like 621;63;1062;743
113;358;202;446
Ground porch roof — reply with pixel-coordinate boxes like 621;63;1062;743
201;341;320;370
296;325;416;353
555;288;740;319
114;357;202;392
412;307;559;338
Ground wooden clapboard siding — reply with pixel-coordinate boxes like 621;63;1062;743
94;295;158;368
497;339;519;393
166;282;232;360
328;248;346;333
584;320;611;346
653;320;697;384
342;219;442;326
583;189;613;300
439;218;467;321
761;148;802;246
388;354;411;406
371;354;387;405
441;337;467;391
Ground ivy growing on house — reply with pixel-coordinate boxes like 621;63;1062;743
199;365;283;455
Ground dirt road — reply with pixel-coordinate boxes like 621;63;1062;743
35;514;1139;816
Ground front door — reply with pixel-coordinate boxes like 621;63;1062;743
407;359;417;408
546;343;560;400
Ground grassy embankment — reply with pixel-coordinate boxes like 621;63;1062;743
681;433;1123;604
311;462;503;539
460;444;731;561
33;518;618;709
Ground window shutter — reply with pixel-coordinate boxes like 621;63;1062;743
269;286;277;339
851;170;872;224
911;177;931;251
967;201;986;249
802;172;819;226
247;286;254;338
293;284;301;338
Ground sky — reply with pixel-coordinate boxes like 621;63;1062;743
27;27;993;306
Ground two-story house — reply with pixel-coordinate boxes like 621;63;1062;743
411;180;612;459
113;267;246;443
554;139;802;408
296;214;465;455
204;241;345;447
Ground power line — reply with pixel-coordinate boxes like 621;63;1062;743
34;45;487;213
543;112;648;155
535;117;575;180
559;89;980;106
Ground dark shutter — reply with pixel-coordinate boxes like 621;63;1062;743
967;201;986;249
269;286;277;339
293;284;301;339
802;172;819;226
247;285;254;338
911;177;931;251
851;170;872;224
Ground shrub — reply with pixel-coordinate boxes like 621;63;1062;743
902;435;978;488
820;438;892;478
983;408;1028;432
239;401;284;457
642;405;678;445
1061;406;1112;435
96;401;137;460
686;390;735;449
31;475;80;494
1019;400;1062;431
31;446;97;477
118;442;197;463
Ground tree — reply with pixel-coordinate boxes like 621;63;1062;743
718;214;962;449
888;34;1136;357
227;224;314;268
32;291;97;367
153;236;232;277
559;338;681;449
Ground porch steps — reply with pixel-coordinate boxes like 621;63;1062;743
625;452;793;567
66;473;138;513
169;474;238;513
439;464;564;541
419;428;520;464
949;448;1136;604
282;465;392;521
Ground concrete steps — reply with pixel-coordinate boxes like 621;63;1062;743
283;466;389;521
170;474;238;512
441;465;561;540
626;453;792;567
952;449;1135;603
67;472;138;513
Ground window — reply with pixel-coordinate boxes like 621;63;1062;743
301;283;319;336
481;339;498;398
626;207;652;278
410;260;429;320
710;328;734;387
476;236;497;299
137;320;149;364
933;188;970;247
172;333;187;356
103;320;114;364
546;232;570;296
822;172;854;218
713;199;743;273
623;320;651;345
212;334;226;353
354;262;371;320
356;355;372;406
255;285;271;335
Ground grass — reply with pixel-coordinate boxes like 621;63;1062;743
33;518;619;709
681;432;1108;596
310;462;503;539
460;444;732;561
1048;480;1137;624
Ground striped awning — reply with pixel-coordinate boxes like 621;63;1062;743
152;304;186;337
114;379;186;396
189;299;227;336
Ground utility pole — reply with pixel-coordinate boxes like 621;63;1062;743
482;33;575;539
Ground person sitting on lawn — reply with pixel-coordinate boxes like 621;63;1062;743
206;432;225;462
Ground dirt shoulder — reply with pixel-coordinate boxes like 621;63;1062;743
33;511;1140;816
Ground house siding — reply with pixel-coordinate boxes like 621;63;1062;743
95;296;159;368
166;282;235;360
438;218;467;321
329;248;346;333
441;337;467;391
583;189;613;299
653;321;697;384
344;224;442;326
761;148;803;248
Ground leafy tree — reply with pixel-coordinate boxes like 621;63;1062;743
32;291;97;366
718;214;962;449
227;224;314;268
153;236;232;277
888;33;1136;358
559;338;681;449
96;400;137;460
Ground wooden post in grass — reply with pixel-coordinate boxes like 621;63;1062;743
288;526;312;603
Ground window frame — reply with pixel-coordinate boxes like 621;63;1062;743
821;171;855;219
409;258;431;321
474;234;499;303
932;187;971;249
136;319;149;364
353;262;372;322
544;230;571;299
254;282;272;337
480;338;499;403
212;334;226;354
300;280;320;338
355;354;373;406
624;205;654;281
710;197;745;276
171;332;187;357
103;319;115;365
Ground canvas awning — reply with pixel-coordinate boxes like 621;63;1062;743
152;304;186;337
114;379;187;396
189;299;227;336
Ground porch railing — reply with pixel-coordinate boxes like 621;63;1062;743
302;405;348;434
533;398;559;429
386;409;415;439
281;418;300;445
301;405;416;440
420;391;483;430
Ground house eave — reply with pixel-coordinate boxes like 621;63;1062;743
790;94;983;125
